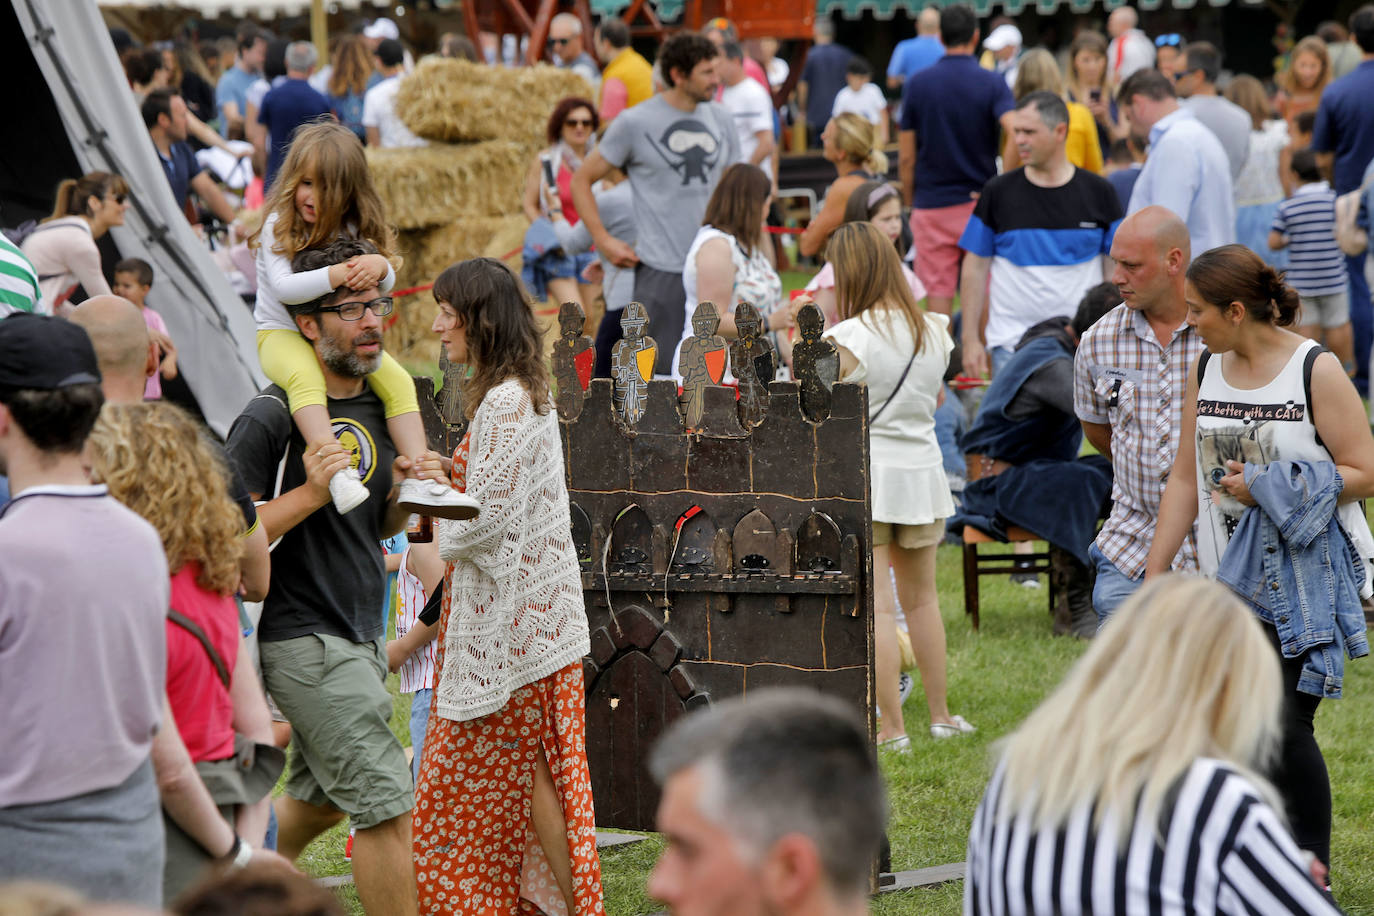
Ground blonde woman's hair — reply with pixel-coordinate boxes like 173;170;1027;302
826;221;926;355
87;402;245;595
1014;48;1066;100
1224;74;1275;131
830;112;888;176
247;121;396;263
328;35;373;98
996;575;1283;842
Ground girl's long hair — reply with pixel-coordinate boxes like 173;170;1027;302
702;163;772;258
1277;36;1331;98
248;121;395;262
48;172;128;222
826;221;926;355
328;36;373;98
1224;74;1275;131
432;258;551;419
995;575;1284;842
87;402;245;595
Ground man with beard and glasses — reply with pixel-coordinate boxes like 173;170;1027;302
226;238;434;916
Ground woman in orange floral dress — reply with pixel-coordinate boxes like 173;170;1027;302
414;257;603;916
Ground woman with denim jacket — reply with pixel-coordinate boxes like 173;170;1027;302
1145;244;1374;875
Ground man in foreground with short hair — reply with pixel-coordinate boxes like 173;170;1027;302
1074;206;1200;621
227;239;425;916
647;688;885;916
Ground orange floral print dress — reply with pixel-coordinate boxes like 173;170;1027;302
413;434;605;916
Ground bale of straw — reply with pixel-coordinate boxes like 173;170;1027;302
367;141;533;230
386;214;531;364
394;58;594;145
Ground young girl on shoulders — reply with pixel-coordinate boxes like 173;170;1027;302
793;221;970;750
249;121;474;518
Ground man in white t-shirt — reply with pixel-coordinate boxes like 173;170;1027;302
719;42;775;180
831;57;888;146
362;39;425;149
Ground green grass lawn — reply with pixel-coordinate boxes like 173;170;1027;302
296;542;1374;914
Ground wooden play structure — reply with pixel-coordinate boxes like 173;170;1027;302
417;300;875;831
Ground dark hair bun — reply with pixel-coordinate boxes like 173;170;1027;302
1268;268;1300;328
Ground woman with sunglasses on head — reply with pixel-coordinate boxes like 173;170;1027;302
522;96;603;313
21;172;128;317
1153;33;1186;80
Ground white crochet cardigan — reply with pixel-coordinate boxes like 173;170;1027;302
435;380;590;721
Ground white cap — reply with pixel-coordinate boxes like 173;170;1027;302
984;23;1022;52
363;18;399;41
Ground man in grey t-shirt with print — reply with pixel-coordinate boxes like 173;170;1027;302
573;32;740;374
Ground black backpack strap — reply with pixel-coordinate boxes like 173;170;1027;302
1304;343;1327;450
168;608;232;689
1196;349;1211;386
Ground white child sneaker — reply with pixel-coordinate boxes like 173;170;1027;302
329;467;369;514
397;477;480;520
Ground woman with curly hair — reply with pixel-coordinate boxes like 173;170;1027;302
414;258;603;916
88;402;280;902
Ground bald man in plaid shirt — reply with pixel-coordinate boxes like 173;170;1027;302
1074;206;1201;623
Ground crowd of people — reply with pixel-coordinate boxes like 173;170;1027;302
3;3;1374;915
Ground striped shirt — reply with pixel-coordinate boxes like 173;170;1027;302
1272;182;1347;297
965;757;1343;916
1074;303;1200;578
395;545;436;694
0;235;40;317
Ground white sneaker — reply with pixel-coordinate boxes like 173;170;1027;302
329;467;369;514
397;477;480;520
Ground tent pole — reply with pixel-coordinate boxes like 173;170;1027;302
312;0;328;64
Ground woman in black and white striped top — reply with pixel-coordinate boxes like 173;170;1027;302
964;576;1342;916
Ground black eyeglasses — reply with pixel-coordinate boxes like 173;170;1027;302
318;296;394;320
565;117;594;128
548;37;572;46
1155;33;1182;47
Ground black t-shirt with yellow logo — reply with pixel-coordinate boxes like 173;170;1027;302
227;384;396;644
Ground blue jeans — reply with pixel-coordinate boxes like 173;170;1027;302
1089;542;1142;624
409;688;432;783
989;345;1014;377
934;384;966;481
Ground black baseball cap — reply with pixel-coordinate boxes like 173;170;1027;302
0;313;101;390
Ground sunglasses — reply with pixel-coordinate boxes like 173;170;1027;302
1155;33;1183;47
317;296;394;320
548;37;572;46
565;117;594;128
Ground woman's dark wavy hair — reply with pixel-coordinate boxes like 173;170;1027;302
433;258;551;419
545;96;599;146
1186;244;1300;328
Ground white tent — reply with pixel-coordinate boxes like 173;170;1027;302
97;0;388;16
8;0;263;435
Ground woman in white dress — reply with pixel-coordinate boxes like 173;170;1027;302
793;222;972;750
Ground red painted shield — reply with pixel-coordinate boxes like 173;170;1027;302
573;347;594;391
704;346;726;384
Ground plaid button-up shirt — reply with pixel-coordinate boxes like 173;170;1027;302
1074;303;1200;578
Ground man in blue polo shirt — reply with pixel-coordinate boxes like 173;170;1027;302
217;26;267;139
142;88;237;226
1312;3;1374;395
898;3;1016;318
886;7;943;90
258;42;332;190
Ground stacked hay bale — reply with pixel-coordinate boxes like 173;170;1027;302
368;58;592;363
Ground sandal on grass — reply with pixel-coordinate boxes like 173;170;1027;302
879;735;911;754
930;715;976;739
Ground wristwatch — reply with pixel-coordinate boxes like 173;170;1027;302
221;834;253;869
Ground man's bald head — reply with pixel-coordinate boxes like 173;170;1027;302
69;295;157;405
918;6;941;34
1108;7;1137;36
1123;205;1191;261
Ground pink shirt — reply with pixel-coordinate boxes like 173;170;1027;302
142;306;168;399
805;261;928;325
